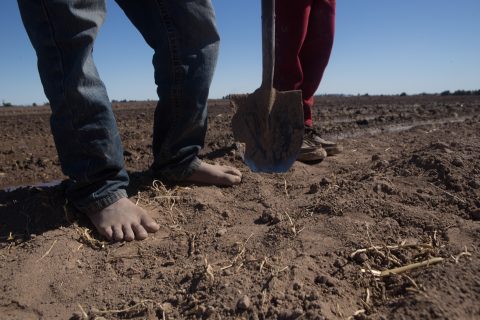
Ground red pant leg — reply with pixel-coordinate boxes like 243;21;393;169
300;0;336;125
274;0;335;127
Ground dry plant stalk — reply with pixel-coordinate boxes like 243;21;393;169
429;182;466;203
204;256;215;281
260;289;269;316
259;256;289;275
135;191;142;206
335;303;344;318
365;226;404;267
150;180;190;228
221;233;254;270
36;239;58;262
347;309;366;320
188;234;196;257
325;175;338;193
0;232;15;241
356;224;440;273
350;243;434;259
402;274;420;290
365;287;371;305
282;210;304;237
259;256;268;272
283;178;289;197
362;257;444;277
107;246;158;262
77;303;89;319
76;227;106;249
277;266;289;273
150;180;186;210
91;299;158;316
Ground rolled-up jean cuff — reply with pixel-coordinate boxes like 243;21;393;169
183;157;202;180
74;189;128;213
157;156;202;183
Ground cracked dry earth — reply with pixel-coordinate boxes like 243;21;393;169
0;95;479;319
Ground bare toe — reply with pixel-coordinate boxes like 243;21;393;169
221;169;242;185
224;166;242;177
123;225;135;242
141;215;160;233
185;161;242;186
87;197;159;242
132;224;149;240
112;226;124;241
226;171;242;184
100;226;113;241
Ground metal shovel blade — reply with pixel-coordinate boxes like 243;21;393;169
231;89;304;173
230;0;304;173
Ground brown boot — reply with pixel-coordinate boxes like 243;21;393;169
297;139;327;164
304;127;343;156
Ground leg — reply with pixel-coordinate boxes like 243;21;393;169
115;0;241;186
274;0;340;161
298;0;341;157
273;0;312;126
299;0;336;124
17;0;159;240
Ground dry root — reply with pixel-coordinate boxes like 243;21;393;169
451;246;472;264
76;227;106;250
150;180;188;210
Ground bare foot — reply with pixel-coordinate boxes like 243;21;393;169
185;161;242;186
87;197;160;242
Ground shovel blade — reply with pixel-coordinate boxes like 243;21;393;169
231;88;304;173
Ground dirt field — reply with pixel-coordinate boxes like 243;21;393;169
1;95;479;320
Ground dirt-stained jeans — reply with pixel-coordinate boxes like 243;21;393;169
273;0;336;127
17;0;219;213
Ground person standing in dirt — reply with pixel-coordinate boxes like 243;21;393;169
17;0;242;242
274;0;342;163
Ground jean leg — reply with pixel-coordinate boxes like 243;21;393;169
115;0;220;181
17;0;128;212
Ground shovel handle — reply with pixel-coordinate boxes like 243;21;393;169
261;0;275;89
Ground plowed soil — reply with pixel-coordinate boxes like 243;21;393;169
1;95;479;320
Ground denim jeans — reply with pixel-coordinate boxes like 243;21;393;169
17;0;220;212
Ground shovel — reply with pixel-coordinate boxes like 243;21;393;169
230;0;304;173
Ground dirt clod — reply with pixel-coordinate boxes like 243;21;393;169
236;295;251;311
470;208;480;221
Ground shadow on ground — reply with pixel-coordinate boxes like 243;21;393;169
0;184;70;244
0;170;162;244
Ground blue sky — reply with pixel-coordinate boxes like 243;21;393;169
1;0;479;105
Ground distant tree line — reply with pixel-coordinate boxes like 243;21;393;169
2;100;12;107
3;90;480;108
222;90;480;99
440;89;480;96
1;100;49;107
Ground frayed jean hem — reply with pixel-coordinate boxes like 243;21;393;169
154;157;202;183
74;189;128;213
